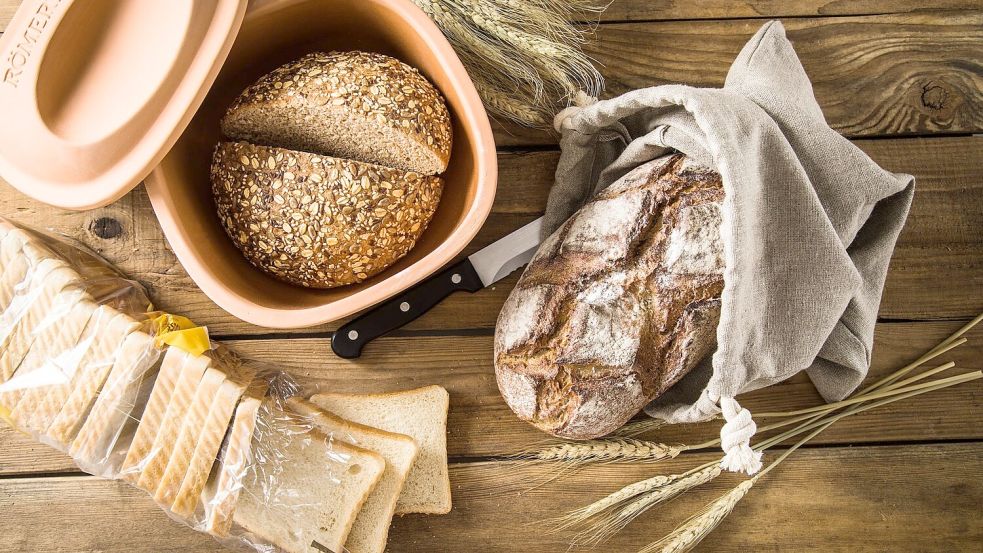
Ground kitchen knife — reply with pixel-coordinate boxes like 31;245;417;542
331;216;544;358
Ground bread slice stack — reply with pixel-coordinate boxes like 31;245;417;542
0;220;455;553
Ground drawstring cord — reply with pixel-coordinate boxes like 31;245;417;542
718;396;762;475
553;90;598;132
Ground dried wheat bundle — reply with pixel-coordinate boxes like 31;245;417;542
540;313;983;551
410;0;605;126
514;437;685;468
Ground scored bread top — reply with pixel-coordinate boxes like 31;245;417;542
494;154;725;440
211;141;442;288
222;51;452;175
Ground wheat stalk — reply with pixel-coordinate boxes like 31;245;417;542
410;0;605;126
517;438;683;466
569;464;723;546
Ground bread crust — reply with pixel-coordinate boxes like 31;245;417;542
494;155;724;439
212;141;442;288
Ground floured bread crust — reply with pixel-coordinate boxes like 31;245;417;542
494;154;724;439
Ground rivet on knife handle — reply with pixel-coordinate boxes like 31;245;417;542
331;259;483;358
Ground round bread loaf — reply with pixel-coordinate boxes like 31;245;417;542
212;141;442;289
494;154;724;440
221;51;452;176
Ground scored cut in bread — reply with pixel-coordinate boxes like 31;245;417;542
68;330;160;473
6;299;97;431
287;397;419;553
232;401;387;553
203;377;268;536
155;366;227;506
120;347;198;482
135;351;211;492
310;385;451;515
222;51;452;176
39;307;141;445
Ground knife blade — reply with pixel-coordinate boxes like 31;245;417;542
331;216;544;358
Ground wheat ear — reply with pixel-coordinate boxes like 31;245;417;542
516;438;683;466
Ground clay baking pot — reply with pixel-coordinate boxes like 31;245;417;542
0;0;497;328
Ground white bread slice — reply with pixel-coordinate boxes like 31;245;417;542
69;330;160;473
287;397;419;553
156;365;233;508
0;258;83;382
233;402;386;553
0;231;29;312
38;307;140;444
120;347;197;482
170;365;255;518
6;299;97;431
310;385;451;514
203;378;269;537
135;351;211;492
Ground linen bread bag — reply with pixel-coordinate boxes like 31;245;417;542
495;22;915;475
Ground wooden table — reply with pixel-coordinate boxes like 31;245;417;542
1;1;981;551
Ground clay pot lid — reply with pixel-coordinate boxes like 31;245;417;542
0;0;248;210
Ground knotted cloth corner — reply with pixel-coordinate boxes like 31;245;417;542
547;21;915;473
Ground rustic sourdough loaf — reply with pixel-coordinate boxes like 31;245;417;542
212;141;442;288
494;154;724;440
222;51;452;176
310;385;451;515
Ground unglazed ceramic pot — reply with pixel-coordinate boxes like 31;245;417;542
0;0;498;328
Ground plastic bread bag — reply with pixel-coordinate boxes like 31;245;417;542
0;218;379;553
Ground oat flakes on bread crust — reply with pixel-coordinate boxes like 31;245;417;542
494;154;725;440
211;141;442;289
221;51;452;175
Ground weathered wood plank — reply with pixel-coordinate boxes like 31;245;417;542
0;443;979;552
2;8;979;148
494;11;983;146
601;0;983;22
0;136;978;335
3;1;980;34
2;320;980;475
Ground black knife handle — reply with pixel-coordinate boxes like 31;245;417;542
331;259;483;358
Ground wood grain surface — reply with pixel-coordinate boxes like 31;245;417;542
0;1;981;552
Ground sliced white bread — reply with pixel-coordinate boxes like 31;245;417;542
222;51;453;175
135;351;211;492
203;378;269;537
5;299;97;431
233;402;386;553
120;347;198;482
169;365;254;518
0;230;30;311
310;385;451;514
287;397;419;553
154;366;227;506
0;258;83;382
69;330;160;473
39;308;140;445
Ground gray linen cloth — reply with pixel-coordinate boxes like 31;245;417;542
547;21;914;473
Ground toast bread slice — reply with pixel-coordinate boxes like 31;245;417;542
203;378;269;537
38;308;140;444
232;402;386;553
120;347;194;482
6;299;97;431
170;364;255;518
69;330;160;472
155;366;228;507
310;385;451;514
288;397;419;553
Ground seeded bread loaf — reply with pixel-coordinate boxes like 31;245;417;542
494;155;725;440
212;141;442;288
222;51;452;176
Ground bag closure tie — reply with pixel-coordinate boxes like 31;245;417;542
718;396;762;475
